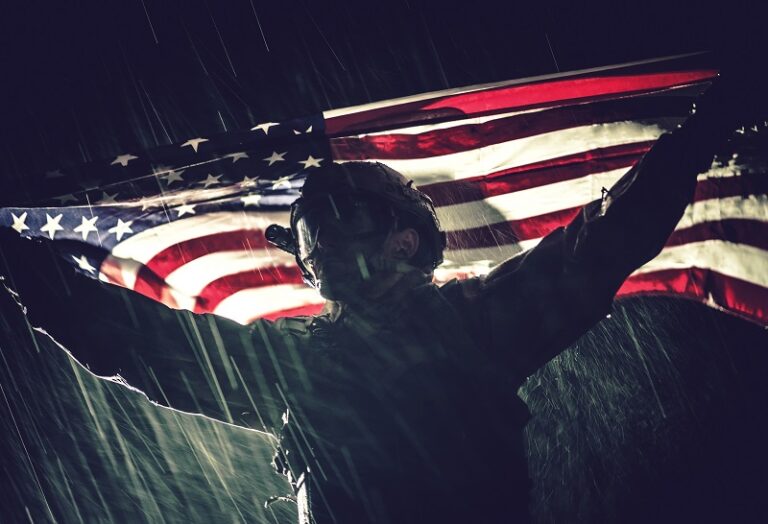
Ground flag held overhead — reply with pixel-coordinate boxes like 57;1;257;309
1;54;766;325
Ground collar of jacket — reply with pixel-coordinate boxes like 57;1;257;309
319;268;432;326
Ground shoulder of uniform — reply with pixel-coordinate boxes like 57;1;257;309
438;276;485;301
270;315;317;336
438;278;464;293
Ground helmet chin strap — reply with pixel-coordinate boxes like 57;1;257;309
312;215;430;298
319;248;429;315
365;224;403;275
368;252;419;275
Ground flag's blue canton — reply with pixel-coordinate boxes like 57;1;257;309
4;114;327;206
0;114;330;276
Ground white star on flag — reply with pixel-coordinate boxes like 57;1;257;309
241;194;263;206
199;174;223;188
250;122;279;134
40;213;64;239
72;255;96;274
226;152;249;163
174;203;196;217
271;175;294;190
299;155;323;168
54;194;78;204
73;216;99;240
108;219;133;241
96;192;119;205
161;170;185;186
241;175;258;187
110;154;138;167
263;151;286;166
10;212;29;234
77;179;100;191
181;137;209;152
151;165;174;176
293;125;313;135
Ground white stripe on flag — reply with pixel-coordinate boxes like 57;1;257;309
352;121;673;185
213;285;325;325
436;168;628;231
633;240;768;288
98;257;144;289
438;239;768;291
676;195;768;228
440;194;768;267
165;249;294;309
110;212;290;263
442;241;538;269
353;107;549;136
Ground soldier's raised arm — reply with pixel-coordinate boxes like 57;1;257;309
0;229;288;429
456;75;747;380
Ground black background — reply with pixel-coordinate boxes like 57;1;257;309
0;0;748;172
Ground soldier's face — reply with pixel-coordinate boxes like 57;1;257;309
307;235;384;302
308;226;421;303
294;194;396;301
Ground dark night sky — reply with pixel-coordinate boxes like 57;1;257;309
0;0;745;177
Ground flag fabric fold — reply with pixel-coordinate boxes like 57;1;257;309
2;53;766;325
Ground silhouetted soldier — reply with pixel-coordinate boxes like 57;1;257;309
0;75;753;523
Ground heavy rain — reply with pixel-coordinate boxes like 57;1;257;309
1;1;767;523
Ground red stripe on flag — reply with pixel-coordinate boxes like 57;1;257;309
448;210;767;253
330;96;692;161
131;268;180;309
424;72;716;114
144;230;270;280
692;173;768;203
325;71;715;135
446;208;580;249
666;219;768;251
422;142;651;206
619;268;767;325
193;266;305;314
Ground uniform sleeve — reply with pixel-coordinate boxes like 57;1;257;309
0;229;289;430
455;98;732;380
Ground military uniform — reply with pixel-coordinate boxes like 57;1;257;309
269;274;536;522
0;96;730;522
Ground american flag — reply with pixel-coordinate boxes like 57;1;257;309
2;53;766;325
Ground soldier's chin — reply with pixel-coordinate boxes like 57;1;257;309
317;274;364;302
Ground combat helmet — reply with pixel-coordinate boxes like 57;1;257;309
266;161;446;288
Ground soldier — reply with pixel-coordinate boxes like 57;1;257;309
0;74;753;523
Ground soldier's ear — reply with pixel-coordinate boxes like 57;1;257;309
385;228;419;260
